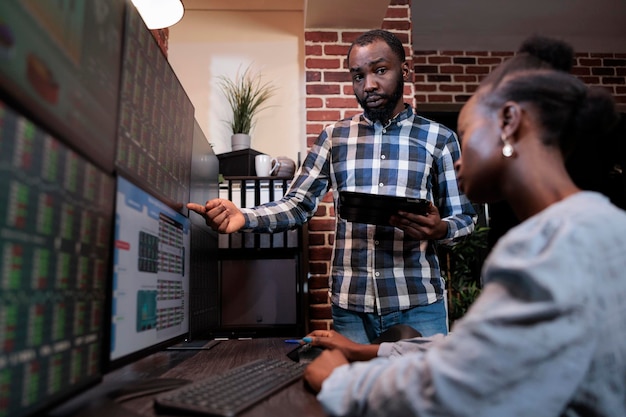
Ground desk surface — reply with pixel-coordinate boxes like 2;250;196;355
96;338;325;417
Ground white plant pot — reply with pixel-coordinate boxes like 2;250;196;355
231;133;251;151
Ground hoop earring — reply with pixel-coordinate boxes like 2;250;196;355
501;133;514;158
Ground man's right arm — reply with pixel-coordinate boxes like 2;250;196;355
240;128;334;233
187;199;245;233
189;127;333;234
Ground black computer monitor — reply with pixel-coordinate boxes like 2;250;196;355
108;176;191;368
115;3;195;212
0;1;125;415
187;120;220;337
0;99;116;417
0;0;125;173
0;1;215;413
189;119;220;212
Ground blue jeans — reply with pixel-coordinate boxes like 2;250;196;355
331;299;448;344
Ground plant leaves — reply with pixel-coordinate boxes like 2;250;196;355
217;65;277;134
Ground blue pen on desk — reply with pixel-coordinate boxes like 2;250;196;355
284;337;312;344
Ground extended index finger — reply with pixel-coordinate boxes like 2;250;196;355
186;202;206;214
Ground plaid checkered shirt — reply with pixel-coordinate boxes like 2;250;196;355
241;105;476;314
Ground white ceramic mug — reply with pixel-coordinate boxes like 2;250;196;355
255;154;278;176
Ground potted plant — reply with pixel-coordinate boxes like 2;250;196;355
218;65;276;151
439;225;490;327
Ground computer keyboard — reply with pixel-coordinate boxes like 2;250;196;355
153;358;307;416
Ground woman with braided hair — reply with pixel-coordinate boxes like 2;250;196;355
303;56;626;417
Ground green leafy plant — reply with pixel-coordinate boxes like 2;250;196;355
440;225;490;326
218;66;277;135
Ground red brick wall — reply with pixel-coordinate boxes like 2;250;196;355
413;50;626;106
304;0;626;331
151;28;169;57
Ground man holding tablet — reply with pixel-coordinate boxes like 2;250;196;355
188;30;476;343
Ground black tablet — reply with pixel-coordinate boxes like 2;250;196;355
338;191;430;226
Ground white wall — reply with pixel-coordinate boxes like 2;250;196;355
167;9;306;163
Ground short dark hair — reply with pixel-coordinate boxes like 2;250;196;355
347;29;406;64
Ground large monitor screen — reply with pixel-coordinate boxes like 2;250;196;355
115;4;195;210
0;0;125;172
0;99;115;417
110;176;191;365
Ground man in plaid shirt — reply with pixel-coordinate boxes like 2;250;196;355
188;29;476;343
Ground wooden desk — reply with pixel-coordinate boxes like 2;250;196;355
65;338;326;417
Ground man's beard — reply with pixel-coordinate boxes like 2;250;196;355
357;77;404;123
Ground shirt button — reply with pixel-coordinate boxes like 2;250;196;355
375;272;380;277
375;240;379;245
378;183;384;187
380;155;386;160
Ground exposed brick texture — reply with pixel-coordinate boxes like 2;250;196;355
150;28;169;57
304;1;626;330
414;50;626;105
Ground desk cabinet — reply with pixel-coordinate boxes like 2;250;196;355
214;177;309;338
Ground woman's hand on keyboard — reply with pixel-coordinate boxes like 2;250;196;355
305;330;379;362
303;349;349;393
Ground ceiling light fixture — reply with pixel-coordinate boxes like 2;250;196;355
131;0;185;30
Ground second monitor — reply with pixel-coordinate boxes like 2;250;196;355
109;176;191;367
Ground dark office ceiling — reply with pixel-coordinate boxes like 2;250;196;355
411;0;626;53
181;0;626;52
